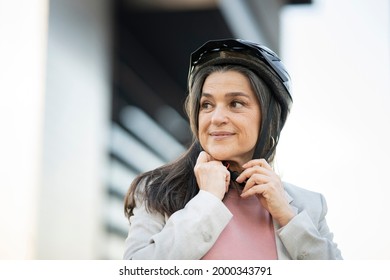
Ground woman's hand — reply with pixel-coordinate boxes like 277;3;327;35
237;159;295;227
194;151;230;200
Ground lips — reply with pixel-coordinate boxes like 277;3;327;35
209;131;235;140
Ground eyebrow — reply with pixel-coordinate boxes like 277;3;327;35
201;92;251;98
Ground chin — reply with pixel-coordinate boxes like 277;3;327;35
206;149;234;162
205;146;253;166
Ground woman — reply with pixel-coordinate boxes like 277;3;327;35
123;39;342;260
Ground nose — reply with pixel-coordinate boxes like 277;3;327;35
211;106;228;125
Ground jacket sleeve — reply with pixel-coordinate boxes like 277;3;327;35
123;190;233;260
276;193;343;260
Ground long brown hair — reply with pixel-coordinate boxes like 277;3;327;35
124;65;287;218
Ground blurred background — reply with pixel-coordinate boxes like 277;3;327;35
0;0;389;259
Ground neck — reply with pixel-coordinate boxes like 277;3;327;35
224;162;246;188
224;161;244;173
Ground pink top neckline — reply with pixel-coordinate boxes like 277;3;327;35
201;188;278;260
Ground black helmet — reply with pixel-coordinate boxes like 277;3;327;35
187;38;293;160
188;38;292;111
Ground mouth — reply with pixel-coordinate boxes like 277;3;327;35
209;131;235;140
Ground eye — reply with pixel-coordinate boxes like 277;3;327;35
231;100;245;108
200;101;213;110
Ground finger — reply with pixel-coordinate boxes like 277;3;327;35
236;165;272;183
241;173;270;193
241;184;267;198
225;169;231;189
242;158;272;171
196;151;212;165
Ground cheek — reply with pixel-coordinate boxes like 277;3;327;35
197;115;208;140
243;116;261;144
241;124;256;143
247;128;259;146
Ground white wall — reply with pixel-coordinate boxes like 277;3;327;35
279;0;390;259
0;0;48;259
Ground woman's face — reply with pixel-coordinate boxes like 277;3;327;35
198;70;261;167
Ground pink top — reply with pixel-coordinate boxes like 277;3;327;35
201;188;278;260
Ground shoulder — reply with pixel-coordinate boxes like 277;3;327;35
283;181;324;201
